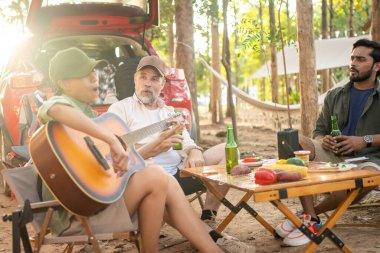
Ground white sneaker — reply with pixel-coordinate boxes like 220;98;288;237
275;219;296;238
275;211;304;238
216;234;255;253
283;215;322;247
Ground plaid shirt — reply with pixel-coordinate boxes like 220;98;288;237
97;63;116;103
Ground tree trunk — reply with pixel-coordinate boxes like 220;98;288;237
211;10;223;124
233;2;239;90
321;0;330;93
222;0;238;141
259;0;266;101
168;22;174;67
285;0;291;103
175;0;200;142
329;0;334;37
296;0;318;137
269;0;279;103
366;0;370;18
286;0;291;33
371;0;380;42
349;0;354;37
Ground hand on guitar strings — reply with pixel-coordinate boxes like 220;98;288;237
109;135;129;175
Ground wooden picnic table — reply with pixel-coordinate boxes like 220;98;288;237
180;163;380;253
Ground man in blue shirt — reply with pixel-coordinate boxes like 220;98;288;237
276;38;380;246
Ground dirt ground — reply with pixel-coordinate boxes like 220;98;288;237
1;119;380;253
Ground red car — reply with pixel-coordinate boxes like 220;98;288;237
0;0;194;166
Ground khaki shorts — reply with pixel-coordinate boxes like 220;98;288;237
62;198;138;236
312;139;380;171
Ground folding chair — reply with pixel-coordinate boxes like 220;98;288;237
187;190;206;210
2;166;140;253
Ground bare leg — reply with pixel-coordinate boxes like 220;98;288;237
300;195;317;218
203;185;229;211
164;175;223;253
307;166;377;216
315;187;376;215
314;190;346;215
299;192;356;219
122;165;168;253
203;143;229;211
203;143;226;166
299;134;316;160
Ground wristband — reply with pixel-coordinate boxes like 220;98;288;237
190;146;203;152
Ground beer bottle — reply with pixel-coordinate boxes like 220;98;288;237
330;115;342;137
225;124;238;174
172;109;183;150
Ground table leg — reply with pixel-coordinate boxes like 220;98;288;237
304;189;359;253
272;188;359;253
202;180;276;236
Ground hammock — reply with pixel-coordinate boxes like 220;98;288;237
200;58;348;112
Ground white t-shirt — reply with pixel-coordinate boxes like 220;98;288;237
108;95;199;175
148;109;181;175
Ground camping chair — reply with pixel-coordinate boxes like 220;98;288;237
187;190;206;210
1;166;140;253
114;56;142;100
1;90;46;196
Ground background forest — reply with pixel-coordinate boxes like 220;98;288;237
0;0;379;140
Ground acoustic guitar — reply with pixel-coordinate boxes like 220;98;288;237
30;112;181;216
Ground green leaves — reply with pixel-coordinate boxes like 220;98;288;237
0;0;29;25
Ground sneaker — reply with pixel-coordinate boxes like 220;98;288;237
283;214;322;247
275;211;304;238
216;236;255;253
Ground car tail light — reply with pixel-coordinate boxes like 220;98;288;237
10;70;44;89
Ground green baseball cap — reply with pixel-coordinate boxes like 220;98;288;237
49;47;108;82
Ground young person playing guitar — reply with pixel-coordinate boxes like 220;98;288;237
36;47;223;253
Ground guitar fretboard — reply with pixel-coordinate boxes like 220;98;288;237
121;116;178;145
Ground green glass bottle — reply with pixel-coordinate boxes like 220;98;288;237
172;109;183;150
225;124;238;174
330;115;342;137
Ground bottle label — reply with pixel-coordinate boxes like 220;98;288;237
225;147;238;174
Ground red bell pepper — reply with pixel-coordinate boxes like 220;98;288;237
254;168;277;185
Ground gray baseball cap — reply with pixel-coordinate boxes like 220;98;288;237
136;55;165;76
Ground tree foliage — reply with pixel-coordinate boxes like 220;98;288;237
1;0;377;106
0;0;29;26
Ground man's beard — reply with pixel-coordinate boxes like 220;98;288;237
136;90;158;105
349;66;373;82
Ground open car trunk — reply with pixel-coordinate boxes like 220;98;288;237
27;0;159;36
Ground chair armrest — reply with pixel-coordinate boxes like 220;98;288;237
19;200;61;212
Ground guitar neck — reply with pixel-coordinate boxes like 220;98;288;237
121;119;170;145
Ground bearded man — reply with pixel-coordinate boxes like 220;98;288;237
274;38;380;247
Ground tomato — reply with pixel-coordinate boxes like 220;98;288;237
243;157;257;163
254;168;277;185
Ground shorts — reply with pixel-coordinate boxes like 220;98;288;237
311;139;380;171
62;198;138;236
173;168;206;196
